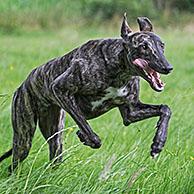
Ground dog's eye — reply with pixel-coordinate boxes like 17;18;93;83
142;44;148;50
161;43;165;50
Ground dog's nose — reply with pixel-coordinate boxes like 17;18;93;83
166;67;173;73
162;66;173;74
167;66;173;71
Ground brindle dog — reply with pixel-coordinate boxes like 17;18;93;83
0;14;173;171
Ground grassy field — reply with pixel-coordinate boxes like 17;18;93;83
0;24;194;194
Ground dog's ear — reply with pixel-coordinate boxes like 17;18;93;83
137;17;153;32
121;13;132;40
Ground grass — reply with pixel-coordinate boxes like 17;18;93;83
1;0;194;34
0;23;194;194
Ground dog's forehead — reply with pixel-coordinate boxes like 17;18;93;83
131;32;162;45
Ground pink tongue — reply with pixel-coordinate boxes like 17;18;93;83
133;58;148;68
133;58;164;89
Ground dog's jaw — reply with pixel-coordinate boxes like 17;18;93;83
132;58;165;92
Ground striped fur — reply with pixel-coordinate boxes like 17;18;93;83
0;15;172;171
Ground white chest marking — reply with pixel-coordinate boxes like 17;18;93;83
91;86;128;110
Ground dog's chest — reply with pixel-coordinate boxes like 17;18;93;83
91;86;128;110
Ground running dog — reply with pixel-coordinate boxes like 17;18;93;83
0;14;173;171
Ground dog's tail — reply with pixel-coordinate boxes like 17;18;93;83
0;148;12;162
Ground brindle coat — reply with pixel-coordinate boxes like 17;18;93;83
0;15;173;171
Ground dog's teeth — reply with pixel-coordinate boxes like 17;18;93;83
156;72;160;78
143;70;149;77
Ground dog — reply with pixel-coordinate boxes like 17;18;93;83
0;14;173;171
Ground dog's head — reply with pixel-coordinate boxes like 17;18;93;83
121;14;173;92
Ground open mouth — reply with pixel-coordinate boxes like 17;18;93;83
132;58;165;92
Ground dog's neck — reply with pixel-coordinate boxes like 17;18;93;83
120;44;137;77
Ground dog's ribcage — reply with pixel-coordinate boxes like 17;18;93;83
25;38;133;119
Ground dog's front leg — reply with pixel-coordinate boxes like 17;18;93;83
119;102;171;158
50;65;101;149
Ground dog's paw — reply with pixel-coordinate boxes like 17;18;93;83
76;130;101;149
150;140;164;159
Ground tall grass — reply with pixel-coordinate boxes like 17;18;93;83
0;0;83;31
0;0;193;33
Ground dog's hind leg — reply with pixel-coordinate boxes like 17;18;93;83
11;86;37;171
38;105;65;163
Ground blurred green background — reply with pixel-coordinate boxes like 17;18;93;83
0;1;194;194
0;0;194;33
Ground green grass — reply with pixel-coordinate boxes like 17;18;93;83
1;0;193;34
0;24;194;194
